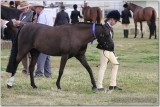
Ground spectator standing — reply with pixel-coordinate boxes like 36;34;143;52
33;2;53;78
121;4;132;38
9;1;15;8
70;4;83;24
54;5;69;26
96;10;122;91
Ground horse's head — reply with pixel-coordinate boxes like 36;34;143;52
123;2;133;9
123;2;128;8
124;2;140;12
81;6;90;15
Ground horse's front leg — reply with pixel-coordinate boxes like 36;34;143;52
56;54;69;90
7;73;16;88
140;22;143;38
7;55;19;88
134;21;137;38
76;55;97;91
29;49;40;88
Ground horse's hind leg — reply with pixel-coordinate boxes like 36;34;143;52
29;49;40;88
140;22;143;38
76;55;97;90
134;21;137;38
147;21;152;39
56;54;69;90
155;24;157;39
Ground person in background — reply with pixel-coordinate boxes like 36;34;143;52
15;1;34;74
54;5;69;26
121;4;132;38
96;10;122;91
33;2;53;78
70;4;83;24
9;1;15;8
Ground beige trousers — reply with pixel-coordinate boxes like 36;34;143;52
122;24;129;30
97;49;119;88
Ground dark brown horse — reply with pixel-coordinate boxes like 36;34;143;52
82;5;102;24
6;21;113;91
124;2;157;39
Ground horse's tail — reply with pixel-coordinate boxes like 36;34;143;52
150;9;156;36
6;25;23;74
97;8;102;24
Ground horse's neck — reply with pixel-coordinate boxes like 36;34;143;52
81;24;97;42
129;4;142;12
83;7;91;19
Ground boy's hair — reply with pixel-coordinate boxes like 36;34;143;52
73;4;77;9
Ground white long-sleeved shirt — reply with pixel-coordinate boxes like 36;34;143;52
37;9;53;26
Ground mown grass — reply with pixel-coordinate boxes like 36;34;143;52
1;19;159;106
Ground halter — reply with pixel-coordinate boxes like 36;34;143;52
91;23;96;44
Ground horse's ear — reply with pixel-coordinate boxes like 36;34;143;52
124;1;128;4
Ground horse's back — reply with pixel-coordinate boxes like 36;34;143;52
83;6;102;23
134;7;156;22
1;5;21;20
19;23;76;55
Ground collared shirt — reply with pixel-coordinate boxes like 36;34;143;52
106;22;113;38
37;9;54;27
107;22;114;38
19;9;33;26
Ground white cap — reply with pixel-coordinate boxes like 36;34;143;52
32;1;44;7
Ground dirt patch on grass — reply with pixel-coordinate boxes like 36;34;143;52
111;97;158;103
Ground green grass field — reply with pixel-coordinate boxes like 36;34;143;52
1;19;159;106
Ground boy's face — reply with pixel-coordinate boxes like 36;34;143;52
110;18;117;26
35;7;42;14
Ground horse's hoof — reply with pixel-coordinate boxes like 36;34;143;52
33;87;37;89
57;88;61;90
7;84;12;89
57;88;63;92
32;85;37;89
92;87;98;91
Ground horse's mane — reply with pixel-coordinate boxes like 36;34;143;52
129;3;142;9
